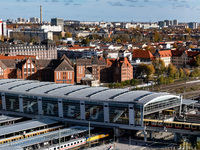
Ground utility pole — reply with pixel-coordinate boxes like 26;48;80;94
89;121;91;148
59;129;61;149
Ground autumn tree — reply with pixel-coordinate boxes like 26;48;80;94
194;55;200;66
183;68;190;77
53;35;59;42
152;59;165;77
179;68;184;78
190;68;200;77
65;32;72;38
136;63;155;81
168;63;176;78
173;42;177;48
185;28;191;34
82;37;90;45
0;35;4;41
154;30;161;42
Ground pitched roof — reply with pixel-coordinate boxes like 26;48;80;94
107;57;132;68
171;50;183;57
185;51;200;57
158;50;172;57
132;49;154;59
0;59;16;68
107;58;116;67
55;59;74;71
60;54;73;66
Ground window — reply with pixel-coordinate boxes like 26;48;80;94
70;72;72;79
63;72;66;75
64;145;66;147
57;72;59;79
79;66;83;74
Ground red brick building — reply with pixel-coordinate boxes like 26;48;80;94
0;55;75;84
76;57;107;84
54;55;74;84
76;57;133;83
106;57;133;83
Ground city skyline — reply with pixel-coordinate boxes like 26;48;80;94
0;0;200;22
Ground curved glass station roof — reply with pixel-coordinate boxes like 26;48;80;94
0;79;180;105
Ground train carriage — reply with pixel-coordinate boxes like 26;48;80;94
164;121;173;128
183;122;191;130
191;123;200;131
157;120;164;127
143;119;158;126
0;135;23;144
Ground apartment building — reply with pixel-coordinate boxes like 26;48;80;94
0;40;57;59
171;50;200;68
155;50;172;67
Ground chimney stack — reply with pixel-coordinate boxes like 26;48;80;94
40;5;42;24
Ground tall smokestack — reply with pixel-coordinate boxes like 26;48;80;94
40;5;42;24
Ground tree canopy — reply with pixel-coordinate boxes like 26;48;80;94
152;59;165;77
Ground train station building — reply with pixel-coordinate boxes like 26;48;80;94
0;79;181;132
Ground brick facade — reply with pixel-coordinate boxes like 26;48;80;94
76;57;133;83
0;55;74;84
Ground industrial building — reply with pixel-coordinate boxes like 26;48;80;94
0;79;181;132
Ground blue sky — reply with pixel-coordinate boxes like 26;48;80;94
0;0;200;22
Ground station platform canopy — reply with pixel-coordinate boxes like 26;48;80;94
0;79;180;106
0;126;92;148
0;118;57;137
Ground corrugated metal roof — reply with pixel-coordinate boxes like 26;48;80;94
0;126;92;148
0;115;22;123
0;79;179;105
0;147;23;150
0;118;57;137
